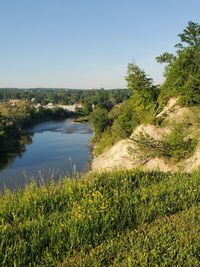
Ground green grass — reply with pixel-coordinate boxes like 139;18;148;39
62;205;200;267
0;170;199;266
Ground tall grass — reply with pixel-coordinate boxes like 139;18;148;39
62;205;200;266
0;170;199;266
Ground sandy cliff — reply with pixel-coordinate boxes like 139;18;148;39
92;98;200;172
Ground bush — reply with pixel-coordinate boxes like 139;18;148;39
133;124;197;162
90;107;110;135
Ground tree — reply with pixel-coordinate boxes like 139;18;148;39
157;21;200;105
90;107;109;135
156;21;200;63
83;101;93;115
156;21;200;68
175;21;200;51
156;52;176;65
125;63;159;121
125;63;154;93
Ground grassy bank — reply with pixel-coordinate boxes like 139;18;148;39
0;170;199;266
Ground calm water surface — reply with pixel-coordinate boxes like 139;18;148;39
0;119;93;191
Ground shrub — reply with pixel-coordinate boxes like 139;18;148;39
133;124;197;162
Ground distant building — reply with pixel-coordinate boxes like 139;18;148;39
42;103;83;112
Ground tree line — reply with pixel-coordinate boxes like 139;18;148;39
0;88;129;108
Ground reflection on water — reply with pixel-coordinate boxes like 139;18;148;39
0;134;33;170
0;119;92;191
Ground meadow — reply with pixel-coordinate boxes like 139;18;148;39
0;169;199;266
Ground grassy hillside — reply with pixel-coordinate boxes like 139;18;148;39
0;170;199;266
63;205;200;267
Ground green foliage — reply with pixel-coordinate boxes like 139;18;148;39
83;101;93;115
175;20;200;51
92;100;141;155
165;125;197;161
134;124;197;162
159;46;200;105
125;63;159;102
0;170;199;266
156;52;176;64
111;100;139;137
157;21;200;105
125;63;153;90
0;88;130;108
90;107;110;135
93;64;161;154
125;63;159;122
51;107;67;118
92;63;162;154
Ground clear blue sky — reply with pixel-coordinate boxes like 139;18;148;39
0;0;199;89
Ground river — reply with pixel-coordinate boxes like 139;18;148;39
0;119;93;191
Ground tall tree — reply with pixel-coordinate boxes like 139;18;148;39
157;21;200;105
175;21;200;51
125;63;159;121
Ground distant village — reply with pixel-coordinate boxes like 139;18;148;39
8;98;83;112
